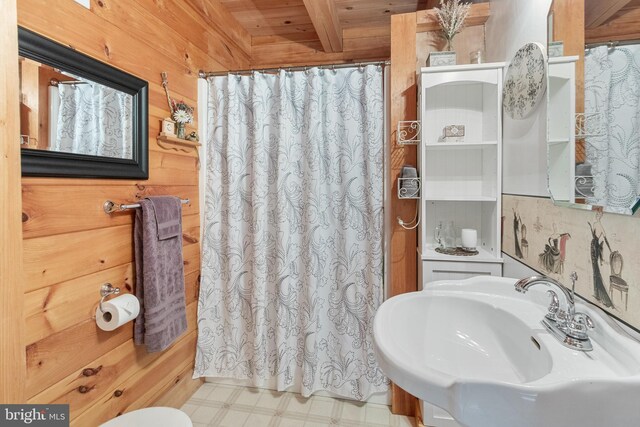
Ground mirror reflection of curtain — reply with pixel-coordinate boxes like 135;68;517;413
48;85;59;149
584;45;640;214
53;82;133;158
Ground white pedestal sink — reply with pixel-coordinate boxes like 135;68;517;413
373;276;640;427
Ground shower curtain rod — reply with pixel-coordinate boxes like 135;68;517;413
49;78;88;86
198;60;390;78
585;39;640;49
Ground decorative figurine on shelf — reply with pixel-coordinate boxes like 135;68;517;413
443;124;465;142
186;131;199;143
171;99;194;139
427;0;471;66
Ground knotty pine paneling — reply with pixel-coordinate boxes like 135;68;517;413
336;0;429;28
22;185;200;238
250;26;391;68
151;366;203;410
1;1;25;404
14;0;226;421
220;0;428;35
70;327;198;427
24;259;200;346
23;238;201;395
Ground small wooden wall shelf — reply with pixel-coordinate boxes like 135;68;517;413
157;132;201;152
157;132;201;168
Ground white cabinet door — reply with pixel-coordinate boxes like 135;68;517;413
421;400;463;427
422;260;502;286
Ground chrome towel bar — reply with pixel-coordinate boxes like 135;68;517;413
103;198;190;214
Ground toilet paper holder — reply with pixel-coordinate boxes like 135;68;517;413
99;283;121;313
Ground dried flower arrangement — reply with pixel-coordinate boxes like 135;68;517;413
434;0;472;51
171;99;194;124
171;99;194;139
160;72;195;139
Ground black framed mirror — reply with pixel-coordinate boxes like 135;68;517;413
18;27;148;179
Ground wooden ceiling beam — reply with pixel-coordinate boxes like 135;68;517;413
302;0;344;52
416;2;490;32
585;2;640;43
585;0;633;28
426;0;440;9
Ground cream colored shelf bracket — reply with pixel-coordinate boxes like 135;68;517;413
396;120;421;145
397;202;421;230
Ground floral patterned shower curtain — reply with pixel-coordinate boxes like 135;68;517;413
585;45;640;213
54;82;132;158
194;66;388;400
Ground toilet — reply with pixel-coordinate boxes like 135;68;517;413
99;407;192;427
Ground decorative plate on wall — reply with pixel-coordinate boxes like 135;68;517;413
503;42;547;120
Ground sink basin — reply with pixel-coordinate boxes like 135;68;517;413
373;276;640;427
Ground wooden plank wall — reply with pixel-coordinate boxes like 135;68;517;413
15;0;250;424
1;1;26;405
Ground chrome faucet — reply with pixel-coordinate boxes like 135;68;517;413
514;272;594;351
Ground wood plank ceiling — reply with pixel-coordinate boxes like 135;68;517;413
585;0;640;43
219;0;429;67
219;0;427;37
217;0;488;68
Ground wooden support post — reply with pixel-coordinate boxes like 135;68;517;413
552;0;585;162
0;0;26;404
389;12;418;417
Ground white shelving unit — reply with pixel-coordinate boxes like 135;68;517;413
418;62;505;286
547;56;578;203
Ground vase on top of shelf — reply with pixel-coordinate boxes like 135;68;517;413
426;0;471;67
172;99;194;139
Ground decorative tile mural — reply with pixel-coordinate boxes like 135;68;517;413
503;195;639;329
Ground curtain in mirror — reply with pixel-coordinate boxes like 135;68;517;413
52;81;133;158
194;66;387;400
584;45;640;214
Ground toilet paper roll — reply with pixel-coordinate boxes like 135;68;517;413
96;294;140;331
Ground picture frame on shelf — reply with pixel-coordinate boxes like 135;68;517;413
161;118;176;136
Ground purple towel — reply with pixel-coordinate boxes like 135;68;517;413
134;196;187;353
149;196;182;240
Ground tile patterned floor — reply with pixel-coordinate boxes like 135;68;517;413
182;383;417;427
